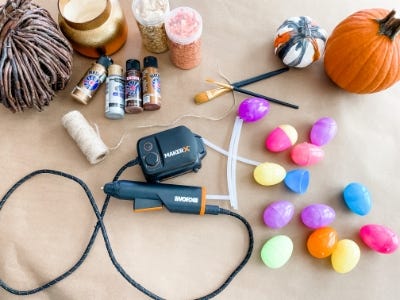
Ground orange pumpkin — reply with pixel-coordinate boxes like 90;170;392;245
324;9;400;93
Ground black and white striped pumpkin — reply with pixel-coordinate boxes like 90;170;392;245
274;16;327;68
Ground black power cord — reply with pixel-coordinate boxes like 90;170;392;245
0;159;254;299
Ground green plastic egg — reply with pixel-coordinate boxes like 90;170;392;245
254;162;286;186
331;239;360;274
261;235;293;269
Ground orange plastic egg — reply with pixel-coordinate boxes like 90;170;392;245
307;227;338;258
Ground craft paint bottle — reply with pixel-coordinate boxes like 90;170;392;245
131;0;170;53
71;55;113;105
105;64;125;119
125;59;143;114
165;7;203;70
142;56;161;110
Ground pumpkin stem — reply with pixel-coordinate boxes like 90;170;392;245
377;9;400;40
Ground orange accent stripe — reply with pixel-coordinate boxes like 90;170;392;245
199;187;206;215
134;206;163;213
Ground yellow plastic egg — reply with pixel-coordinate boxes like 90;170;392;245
253;162;286;186
331;239;360;274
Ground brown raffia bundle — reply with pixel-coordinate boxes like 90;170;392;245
0;0;73;112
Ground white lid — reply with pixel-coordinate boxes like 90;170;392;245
132;0;170;26
165;6;203;45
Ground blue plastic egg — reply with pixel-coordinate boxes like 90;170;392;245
343;182;371;216
238;97;270;122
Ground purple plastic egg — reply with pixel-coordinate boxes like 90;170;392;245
238;97;270;122
301;204;336;229
360;224;399;254
310;117;337;146
290;142;324;166
263;200;295;229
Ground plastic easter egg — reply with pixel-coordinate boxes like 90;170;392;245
274;16;327;68
307;227;338;258
343;182;371;216
310;117;338;146
359;224;399;254
261;235;293;268
301;204;336;229
290;142;324;166
238;97;270;122
263;200;295;229
265;124;298;152
253;162;286;186
331;239;360;274
284;169;310;194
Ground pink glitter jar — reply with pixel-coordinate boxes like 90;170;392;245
165;6;203;69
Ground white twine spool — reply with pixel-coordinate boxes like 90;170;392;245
62;110;109;164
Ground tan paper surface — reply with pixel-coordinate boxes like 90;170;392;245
0;1;399;299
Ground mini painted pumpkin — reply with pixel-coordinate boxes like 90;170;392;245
324;9;400;93
274;16;327;68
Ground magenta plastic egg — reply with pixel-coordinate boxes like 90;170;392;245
301;204;336;229
290;142;324;166
265;124;298;152
253;162;286;186
359;224;399;254
310;117;337;146
263;200;295;229
238;97;270;122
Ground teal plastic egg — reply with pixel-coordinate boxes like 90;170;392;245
343;182;371;216
261;235;293;269
331;239;360;273
253;162;286;186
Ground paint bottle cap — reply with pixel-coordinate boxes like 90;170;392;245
97;55;113;69
126;59;141;71
143;56;158;68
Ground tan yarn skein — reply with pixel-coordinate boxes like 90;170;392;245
62;110;109;164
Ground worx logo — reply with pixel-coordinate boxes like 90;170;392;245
164;146;190;158
174;195;199;203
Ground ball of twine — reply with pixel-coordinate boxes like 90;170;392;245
0;0;73;113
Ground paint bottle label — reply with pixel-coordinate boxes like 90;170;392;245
105;64;125;119
125;71;143;113
142;67;161;110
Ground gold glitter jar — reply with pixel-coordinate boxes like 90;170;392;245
58;0;128;58
132;0;170;53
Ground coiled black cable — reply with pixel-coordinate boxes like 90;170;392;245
0;159;254;299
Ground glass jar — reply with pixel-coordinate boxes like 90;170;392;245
165;6;203;70
132;0;170;53
58;0;128;58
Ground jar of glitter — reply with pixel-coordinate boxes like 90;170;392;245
132;0;170;53
165;7;203;70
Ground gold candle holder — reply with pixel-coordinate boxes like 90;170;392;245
58;0;128;58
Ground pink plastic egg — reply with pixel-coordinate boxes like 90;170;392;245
238;97;270;122
263;200;295;229
310;117;337;146
265;124;298;152
359;224;399;254
290;142;324;166
301;204;336;229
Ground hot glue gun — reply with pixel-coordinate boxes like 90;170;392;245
102;180;220;215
